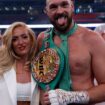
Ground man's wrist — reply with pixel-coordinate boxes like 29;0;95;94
48;89;90;105
57;89;89;104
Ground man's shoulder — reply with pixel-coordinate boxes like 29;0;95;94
38;28;52;39
39;28;52;34
37;31;46;41
78;26;99;38
76;26;103;46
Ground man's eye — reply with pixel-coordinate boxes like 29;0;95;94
49;5;57;10
61;2;69;8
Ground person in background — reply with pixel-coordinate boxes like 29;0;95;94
35;0;105;105
94;24;105;39
0;22;38;105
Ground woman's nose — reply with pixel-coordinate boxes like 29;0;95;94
18;38;24;44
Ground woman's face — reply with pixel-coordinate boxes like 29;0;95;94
12;26;31;58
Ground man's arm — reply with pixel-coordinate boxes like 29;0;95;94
87;32;105;104
36;32;45;54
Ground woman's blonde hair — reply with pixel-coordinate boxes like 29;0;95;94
0;22;36;75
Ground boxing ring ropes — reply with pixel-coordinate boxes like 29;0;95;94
0;23;105;29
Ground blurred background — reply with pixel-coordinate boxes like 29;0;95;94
0;0;105;35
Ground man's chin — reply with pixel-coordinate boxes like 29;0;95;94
56;25;68;32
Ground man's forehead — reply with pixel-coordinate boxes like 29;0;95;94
46;0;72;3
46;0;72;1
46;0;72;5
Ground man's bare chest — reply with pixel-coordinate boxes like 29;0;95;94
54;36;91;74
69;40;91;75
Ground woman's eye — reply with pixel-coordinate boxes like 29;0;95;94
21;33;29;39
23;35;28;39
12;38;17;42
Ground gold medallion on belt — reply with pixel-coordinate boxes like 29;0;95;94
31;48;60;83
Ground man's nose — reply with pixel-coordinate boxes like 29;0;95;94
56;6;64;14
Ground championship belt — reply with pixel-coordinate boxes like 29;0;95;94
31;48;64;90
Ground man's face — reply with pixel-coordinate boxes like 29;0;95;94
45;0;74;32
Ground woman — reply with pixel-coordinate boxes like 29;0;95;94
0;22;39;105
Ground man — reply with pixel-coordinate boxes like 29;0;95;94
35;0;105;105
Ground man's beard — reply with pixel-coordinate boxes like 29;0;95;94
51;16;72;33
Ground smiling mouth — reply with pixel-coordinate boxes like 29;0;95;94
18;46;26;50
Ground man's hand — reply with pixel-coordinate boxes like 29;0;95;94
48;89;89;105
40;90;51;105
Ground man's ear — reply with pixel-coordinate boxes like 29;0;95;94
71;1;75;12
43;7;47;14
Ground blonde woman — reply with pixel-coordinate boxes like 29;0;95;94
0;22;39;105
